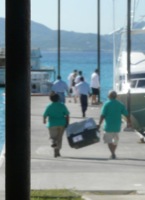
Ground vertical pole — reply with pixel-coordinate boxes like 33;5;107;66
112;0;116;90
97;0;101;102
58;0;61;76
127;0;131;116
6;0;30;200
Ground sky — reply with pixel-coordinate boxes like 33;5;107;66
0;0;145;35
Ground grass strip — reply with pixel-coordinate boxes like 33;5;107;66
31;189;83;200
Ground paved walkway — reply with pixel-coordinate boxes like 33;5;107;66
0;96;145;200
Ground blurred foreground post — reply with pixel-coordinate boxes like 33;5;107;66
6;0;30;200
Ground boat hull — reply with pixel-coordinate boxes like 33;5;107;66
117;90;145;133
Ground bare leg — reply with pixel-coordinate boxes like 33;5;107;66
108;143;117;159
54;148;60;157
91;95;97;104
74;96;77;103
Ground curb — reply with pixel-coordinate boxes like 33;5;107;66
77;190;145;196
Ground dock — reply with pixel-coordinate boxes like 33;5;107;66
0;96;145;200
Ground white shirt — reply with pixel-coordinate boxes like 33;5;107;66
67;73;75;87
90;72;100;88
75;75;81;84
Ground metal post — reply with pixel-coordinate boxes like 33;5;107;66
127;0;131;116
112;0;116;90
97;0;101;102
58;0;61;76
6;0;30;200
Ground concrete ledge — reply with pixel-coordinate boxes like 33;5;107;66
78;190;137;195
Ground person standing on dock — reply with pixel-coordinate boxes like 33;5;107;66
43;92;70;158
90;69;100;105
51;75;69;104
97;90;131;159
75;76;90;118
67;69;78;91
67;69;78;103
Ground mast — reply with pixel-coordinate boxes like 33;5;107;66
112;0;116;90
127;0;131;116
97;0;101;102
57;0;61;76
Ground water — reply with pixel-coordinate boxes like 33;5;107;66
41;50;113;100
0;88;5;152
0;50;113;152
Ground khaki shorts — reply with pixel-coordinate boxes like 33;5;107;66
103;132;119;145
49;126;65;149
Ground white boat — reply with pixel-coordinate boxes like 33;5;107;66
114;1;145;136
0;48;56;94
30;48;56;95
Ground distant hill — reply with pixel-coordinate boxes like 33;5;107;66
1;17;145;52
0;17;112;51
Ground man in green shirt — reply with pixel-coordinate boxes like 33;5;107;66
98;90;131;159
43;92;70;158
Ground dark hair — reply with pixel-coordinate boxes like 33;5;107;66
80;76;84;82
108;90;117;99
49;92;59;102
95;69;99;73
78;71;82;75
57;75;61;80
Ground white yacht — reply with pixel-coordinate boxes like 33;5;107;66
114;25;145;135
115;50;145;133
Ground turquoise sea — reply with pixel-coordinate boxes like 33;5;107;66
0;50;113;153
42;50;113;99
0;88;5;152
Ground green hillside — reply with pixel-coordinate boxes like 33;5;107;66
1;17;145;52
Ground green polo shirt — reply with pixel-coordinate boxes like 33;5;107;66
43;102;69;128
101;99;128;132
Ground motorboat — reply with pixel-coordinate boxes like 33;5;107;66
114;0;145;137
115;50;145;134
0;48;56;94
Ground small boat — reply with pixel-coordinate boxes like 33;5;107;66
114;0;145;136
0;48;56;95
